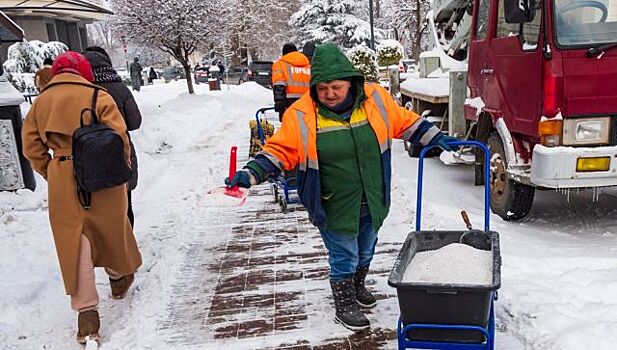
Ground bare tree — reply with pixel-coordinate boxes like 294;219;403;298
380;0;430;61
225;0;299;62
87;19;116;51
112;0;226;94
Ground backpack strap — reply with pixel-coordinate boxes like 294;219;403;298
77;188;91;210
79;88;100;127
77;87;99;210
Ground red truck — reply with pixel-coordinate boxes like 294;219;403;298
402;0;617;220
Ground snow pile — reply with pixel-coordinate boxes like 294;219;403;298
420;47;467;73
465;96;485;116
403;243;493;285
400;76;449;97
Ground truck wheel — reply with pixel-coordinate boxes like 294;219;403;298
487;133;535;221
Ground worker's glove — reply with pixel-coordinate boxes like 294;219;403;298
225;169;257;189
429;133;460;152
274;100;285;114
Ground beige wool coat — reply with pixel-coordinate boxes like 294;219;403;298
22;73;142;295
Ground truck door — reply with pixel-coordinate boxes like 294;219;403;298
484;0;544;136
468;0;493;101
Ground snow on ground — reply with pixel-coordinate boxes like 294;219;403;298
1;79;617;349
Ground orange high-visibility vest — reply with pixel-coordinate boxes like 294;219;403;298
272;51;311;99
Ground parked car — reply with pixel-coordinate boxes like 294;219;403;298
399;59;416;73
161;66;184;83
247;61;273;88
194;66;210;84
224;65;249;84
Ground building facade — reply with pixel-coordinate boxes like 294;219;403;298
0;0;111;60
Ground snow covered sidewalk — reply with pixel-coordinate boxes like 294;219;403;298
2;80;617;349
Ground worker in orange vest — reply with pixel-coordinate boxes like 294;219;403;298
272;43;311;121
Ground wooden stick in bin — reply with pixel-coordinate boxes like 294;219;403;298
461;210;473;230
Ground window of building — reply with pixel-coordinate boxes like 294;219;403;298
55;20;68;44
79;27;88;49
46;22;57;41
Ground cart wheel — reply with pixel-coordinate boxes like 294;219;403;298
279;198;288;213
488;132;535;220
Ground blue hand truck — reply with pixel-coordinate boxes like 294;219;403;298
388;140;501;350
254;106;300;213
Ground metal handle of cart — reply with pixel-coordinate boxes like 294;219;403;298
255;106;276;145
416;140;491;232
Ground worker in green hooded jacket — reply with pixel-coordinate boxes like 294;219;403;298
226;43;457;331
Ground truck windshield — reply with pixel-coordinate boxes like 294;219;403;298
553;0;617;47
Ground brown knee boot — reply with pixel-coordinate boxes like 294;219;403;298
76;310;100;344
110;274;135;299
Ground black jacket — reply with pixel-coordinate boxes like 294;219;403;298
84;51;142;190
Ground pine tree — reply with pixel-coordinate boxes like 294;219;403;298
290;0;378;49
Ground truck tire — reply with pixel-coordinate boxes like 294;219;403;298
487;132;535;221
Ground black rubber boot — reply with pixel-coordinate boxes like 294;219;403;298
330;278;370;331
354;265;377;309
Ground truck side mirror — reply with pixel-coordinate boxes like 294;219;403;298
504;0;536;24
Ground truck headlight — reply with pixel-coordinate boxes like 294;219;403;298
562;117;610;145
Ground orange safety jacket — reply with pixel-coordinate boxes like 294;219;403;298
258;83;428;229
271;51;311;99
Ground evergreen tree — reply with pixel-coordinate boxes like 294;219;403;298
290;0;378;49
347;44;379;83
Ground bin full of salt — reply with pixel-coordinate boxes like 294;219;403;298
388;229;501;344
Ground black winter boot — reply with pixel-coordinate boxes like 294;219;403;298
354;265;377;309
330;278;370;331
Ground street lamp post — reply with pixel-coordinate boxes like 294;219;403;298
369;0;375;50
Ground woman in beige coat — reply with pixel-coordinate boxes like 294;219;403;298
21;52;142;344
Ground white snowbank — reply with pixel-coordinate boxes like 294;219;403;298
400;76;449;97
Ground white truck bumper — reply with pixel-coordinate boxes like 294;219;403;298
530;145;617;188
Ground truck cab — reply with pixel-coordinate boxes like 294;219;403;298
464;0;617;220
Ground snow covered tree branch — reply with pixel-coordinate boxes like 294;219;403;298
112;0;227;94
290;0;382;50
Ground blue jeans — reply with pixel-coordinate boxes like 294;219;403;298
319;209;378;281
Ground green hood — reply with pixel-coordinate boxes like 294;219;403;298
310;43;366;120
310;43;363;86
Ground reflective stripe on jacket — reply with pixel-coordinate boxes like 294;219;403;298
258;83;424;229
272;52;311;99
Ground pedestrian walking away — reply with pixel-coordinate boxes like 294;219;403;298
21;51;142;345
148;67;158;84
129;57;143;92
225;43;457;332
272;43;311;121
84;46;143;228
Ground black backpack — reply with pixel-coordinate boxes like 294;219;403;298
72;88;132;209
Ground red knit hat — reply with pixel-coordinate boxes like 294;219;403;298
52;51;94;82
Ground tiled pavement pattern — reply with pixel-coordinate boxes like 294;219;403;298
158;186;400;349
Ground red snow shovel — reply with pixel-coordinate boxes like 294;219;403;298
206;146;248;206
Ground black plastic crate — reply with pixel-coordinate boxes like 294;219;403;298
388;229;501;343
